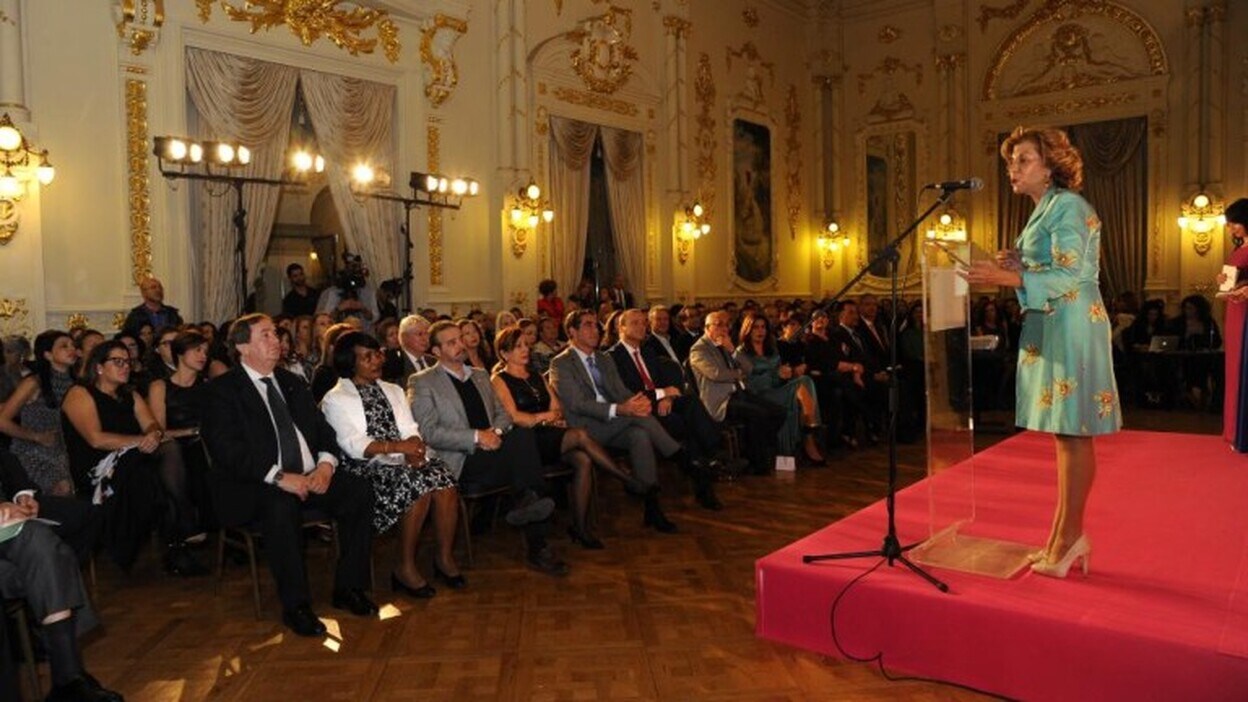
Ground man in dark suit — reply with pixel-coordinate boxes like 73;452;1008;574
607;273;635;310
830;300;884;443
383;314;437;384
689;311;786;475
611;309;723;510
200;314;377;637
0;493;121;701
550;310;681;532
643;305;684;364
0;448;98;562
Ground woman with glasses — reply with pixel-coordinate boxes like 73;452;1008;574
61;341;165;570
0;330;78;495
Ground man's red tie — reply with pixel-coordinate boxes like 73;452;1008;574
633;349;656;391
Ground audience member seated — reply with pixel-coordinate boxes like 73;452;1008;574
689;311;786;474
1171;294;1223;409
457;318;495;371
385;314;435;385
610;309;723;509
1125;299;1170;406
200;314;377;636
804;309;859;448
896;301;927;437
146;326;181;383
0;334;31;406
320;331;461;597
61;341;165;571
495;310;518;334
734;315;825;465
550;310;683;532
408;321;566;575
72;330;106;382
600;310;624;350
643;305;683;364
310;323;356;403
492;326;647;549
0;330;77;495
147;331;215;575
536;279;565;321
568;279;596;311
0;497;123;702
531;316;566;376
280;263;320;318
276;326;311;382
830;300;883;444
123;276;183;337
776;316;806;368
0;447;98;562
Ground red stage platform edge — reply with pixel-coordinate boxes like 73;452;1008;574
756;430;1248;701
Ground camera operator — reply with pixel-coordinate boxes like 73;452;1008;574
316;252;380;331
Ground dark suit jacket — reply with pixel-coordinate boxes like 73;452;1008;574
200;365;339;525
609;342;682;402
670;328;695;361
856;317;891;371
643;333;682;366
383;349;437;385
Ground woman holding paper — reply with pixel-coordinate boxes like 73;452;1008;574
963;126;1121;579
319;331;460;597
1219;199;1248;450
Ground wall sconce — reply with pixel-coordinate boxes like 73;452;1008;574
675;201;710;265
507;179;553;258
0;113;56;244
816;221;850;269
1177;191;1225;256
924;208;968;242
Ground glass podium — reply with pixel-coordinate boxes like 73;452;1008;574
907;239;1032;578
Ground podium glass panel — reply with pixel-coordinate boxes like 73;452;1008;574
908;240;1031;578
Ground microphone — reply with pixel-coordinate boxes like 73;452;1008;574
924;177;984;192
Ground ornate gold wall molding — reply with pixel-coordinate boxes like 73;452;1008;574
0;200;17;245
420;14;467;108
742;6;759;28
1003;91;1137;119
197;0;400;64
551;85;639;117
426;120;443;286
983;0;1167;100
567;5;638;94
125;78;153;286
115;0;165;55
694;53;717;215
783;84;801;240
977;0;1030;32
66;314;89;332
663;16;691;38
935;53;967;73
0;298;30;338
878;25;901;44
726;42;774;108
858;57;922;122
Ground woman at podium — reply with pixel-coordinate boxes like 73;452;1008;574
964;125;1121;579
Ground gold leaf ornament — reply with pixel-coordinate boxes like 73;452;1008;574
201;0;401;64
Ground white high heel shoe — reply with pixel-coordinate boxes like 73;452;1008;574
1030;535;1091;578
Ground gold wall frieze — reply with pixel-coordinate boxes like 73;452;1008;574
935;53;967;73
0;200;17;245
116;0;165;55
113;312;126;330
663;16;691;38
783;84;801;240
857;56;922;96
1002;91;1138;119
694;52;717;214
983;0;1167;100
198;0;401;64
66;314;90;332
567;5;639;95
726;42;774;108
125;78;153;286
878;25;901;43
427;121;443;286
550;85;639;117
977;0;1029;32
420;14;468;108
0;298;30;338
742;6;759;28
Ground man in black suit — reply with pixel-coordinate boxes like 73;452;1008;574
643;305;685;364
830;300;884;444
611;309;723;510
607;273;634;310
383;314;436;384
200;314;376;637
0;449;97;562
280;263;320;318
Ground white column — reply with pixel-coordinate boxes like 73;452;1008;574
0;0;28;120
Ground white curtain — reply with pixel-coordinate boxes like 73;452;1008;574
185;48;299;321
600;126;645;306
300;70;400;284
549;116;598;301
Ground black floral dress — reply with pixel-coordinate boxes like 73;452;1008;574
338;382;455;533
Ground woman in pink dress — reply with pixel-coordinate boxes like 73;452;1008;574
1221;199;1248;450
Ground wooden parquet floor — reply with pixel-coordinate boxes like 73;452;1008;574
45;409;1219;701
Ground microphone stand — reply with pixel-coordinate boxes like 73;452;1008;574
802;187;956;593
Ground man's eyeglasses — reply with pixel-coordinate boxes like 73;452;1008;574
104;357;132;367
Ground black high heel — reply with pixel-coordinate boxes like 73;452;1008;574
567;525;605;549
391;572;436;598
433;562;467;589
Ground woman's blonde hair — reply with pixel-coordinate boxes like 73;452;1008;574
1000;125;1083;191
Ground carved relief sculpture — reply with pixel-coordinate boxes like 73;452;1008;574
858;57;923;123
197;0;401;64
784;85;801;240
114;0;165;55
726;42;774;108
566;5;639;94
420;14;468;108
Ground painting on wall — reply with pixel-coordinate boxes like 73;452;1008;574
731;119;773;285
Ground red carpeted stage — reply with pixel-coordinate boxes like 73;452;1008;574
756;430;1248;701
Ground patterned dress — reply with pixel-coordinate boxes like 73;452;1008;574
10;370;74;493
1013;187;1122;436
734;351;819;455
338;382;456;533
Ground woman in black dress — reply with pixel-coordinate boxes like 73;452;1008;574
490;326;646;549
61;341;165;570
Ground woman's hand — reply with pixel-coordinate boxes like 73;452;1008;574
962;260;1023;288
778;364;793;380
995;249;1024;272
1226;285;1248;304
793;363;807;377
136;430;161;454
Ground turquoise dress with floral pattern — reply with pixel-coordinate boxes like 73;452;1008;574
1013;187;1122;436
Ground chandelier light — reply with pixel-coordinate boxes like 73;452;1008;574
0;113;56;244
816;221;851;269
1177;191;1226;256
507;178;554;257
675;201;710;265
924;208;968;243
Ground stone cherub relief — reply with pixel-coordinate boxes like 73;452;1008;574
1001;22;1141;98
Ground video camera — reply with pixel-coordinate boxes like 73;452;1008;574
335;252;368;300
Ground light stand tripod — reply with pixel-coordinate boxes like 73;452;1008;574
802;188;957;593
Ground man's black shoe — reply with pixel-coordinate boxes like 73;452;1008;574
331;588;379;616
505;490;555;526
643;495;678;533
282;604;328;637
46;676;125;702
695;485;723;511
526;545;570;576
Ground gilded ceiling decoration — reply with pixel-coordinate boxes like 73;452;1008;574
66;314;89;332
978;0;1030;32
196;0;401;64
419;14;468;108
566;5;639;94
983;0;1167;100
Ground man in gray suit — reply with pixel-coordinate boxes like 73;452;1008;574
408;321;567;575
549;310;681;532
689;310;786;475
